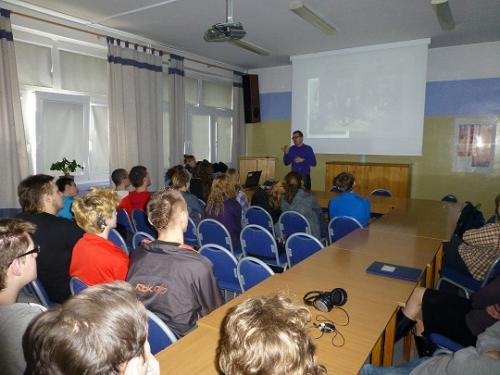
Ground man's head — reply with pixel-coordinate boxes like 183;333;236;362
72;189;120;235
292;130;304;147
147;188;188;233
129;166;151;189
184;154;196;168
23;281;149;375
55;176;79;197
111;168;130;190
0;218;37;293
18;174;64;214
171;168;190;191
333;172;355;193
217;294;325;375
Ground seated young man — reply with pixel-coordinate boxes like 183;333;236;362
118;165;151;215
217;294;326;375
69;189;129;286
0;219;45;375
127;189;222;337
171;168;204;224
16;174;84;303
111;168;130;200
23;281;159;375
55;176;79;220
328;172;371;227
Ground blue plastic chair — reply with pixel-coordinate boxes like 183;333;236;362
184;217;198;248
199;244;242;298
117;208;135;233
441;194;458;203
132;231;155;250
240;225;287;270
69;277;88;295
131;209;157;237
278;211;311;241
197;219;241;257
486;214;497;224
437;255;500;298
328;216;363;244
108;228;129;255
25;279;56;308
370;189;392;197
147;310;178;355
244;206;275;238
0;208;22;218
285;232;323;267
236;256;275;292
429;333;464;352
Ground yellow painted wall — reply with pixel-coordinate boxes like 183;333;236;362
246;117;500;218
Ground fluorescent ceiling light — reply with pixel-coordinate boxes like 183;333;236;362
230;39;271;56
431;0;455;31
289;0;337;35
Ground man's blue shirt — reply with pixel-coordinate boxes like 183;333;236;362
328;191;371;227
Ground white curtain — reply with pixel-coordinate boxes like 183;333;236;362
168;54;185;167
0;9;29;207
232;72;246;166
108;39;164;190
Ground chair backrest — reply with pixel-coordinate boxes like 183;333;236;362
131;209;157;237
199;244;241;292
197;219;234;254
108;229;129;255
117;208;135;233
285;232;323;267
328;216;363;243
237;257;274;291
26;279;56;308
244;206;275;236
441;194;458;203
132;231;155;250
183;217;198;248
146;310;178;355
240;225;278;261
198;198;207;210
278;211;311;241
429;333;464;352
69;277;88;295
370;188;392;197
0;208;22;218
482;255;500;288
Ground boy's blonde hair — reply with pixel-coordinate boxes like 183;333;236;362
72;189;120;234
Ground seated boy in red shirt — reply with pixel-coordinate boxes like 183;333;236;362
118;165;152;215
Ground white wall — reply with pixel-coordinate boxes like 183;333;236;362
250;40;500;93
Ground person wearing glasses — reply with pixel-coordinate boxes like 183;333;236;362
0;218;45;375
282;130;317;190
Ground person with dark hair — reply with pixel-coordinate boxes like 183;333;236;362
0;219;44;374
55;176;79;220
110;168;130;200
280;172;323;240
196;160;214;202
328;172;371;227
171;168;204;224
184;154;197;177
251;181;284;224
23;281;159;375
16;175;83;303
127;189;222;337
165;164;184;187
70;189;129;286
282;130;317;190
118;165;151;215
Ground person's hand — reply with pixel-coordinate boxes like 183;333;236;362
294;156;305;163
486;304;500;320
281;145;289;154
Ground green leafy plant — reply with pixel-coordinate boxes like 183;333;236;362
50;158;84;176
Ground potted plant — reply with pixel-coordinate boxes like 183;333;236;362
50;158;84;177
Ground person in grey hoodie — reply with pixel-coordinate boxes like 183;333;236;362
280;172;324;240
360;320;500;375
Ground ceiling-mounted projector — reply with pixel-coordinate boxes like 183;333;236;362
204;22;246;42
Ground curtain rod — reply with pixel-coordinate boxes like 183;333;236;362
10;10;241;74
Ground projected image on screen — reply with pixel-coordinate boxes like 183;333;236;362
292;39;429;155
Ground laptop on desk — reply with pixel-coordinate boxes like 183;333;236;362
243;170;262;188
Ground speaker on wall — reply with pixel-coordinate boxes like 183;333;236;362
242;74;261;123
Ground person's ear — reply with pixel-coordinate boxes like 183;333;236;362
10;258;23;277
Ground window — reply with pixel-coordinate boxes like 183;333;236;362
15;36;109;184
184;76;234;164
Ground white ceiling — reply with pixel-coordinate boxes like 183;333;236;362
14;0;500;69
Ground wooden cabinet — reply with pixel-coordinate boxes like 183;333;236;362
239;157;276;185
325;162;411;198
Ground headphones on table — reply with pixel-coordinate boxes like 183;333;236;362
303;288;348;312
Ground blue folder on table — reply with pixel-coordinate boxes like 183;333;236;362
366;261;422;282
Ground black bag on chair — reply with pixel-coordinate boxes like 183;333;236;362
451;201;485;241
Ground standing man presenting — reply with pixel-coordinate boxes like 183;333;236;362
282;130;317;190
